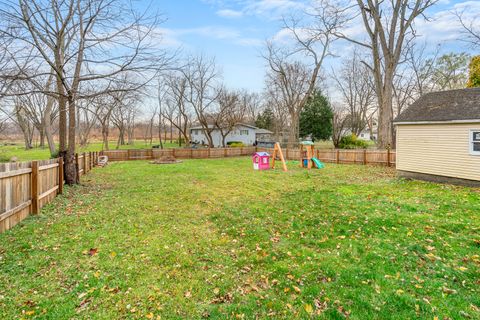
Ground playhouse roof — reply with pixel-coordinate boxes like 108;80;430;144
394;88;480;124
254;152;270;157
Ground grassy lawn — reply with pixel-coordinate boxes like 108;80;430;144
0;141;180;162
0;158;479;319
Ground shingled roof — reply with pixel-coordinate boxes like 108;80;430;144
394;88;480;123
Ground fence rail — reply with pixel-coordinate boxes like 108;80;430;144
256;147;396;167
101;147;396;166
0;152;99;233
100;147;257;161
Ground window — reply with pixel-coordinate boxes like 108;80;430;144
240;130;249;135
470;130;480;155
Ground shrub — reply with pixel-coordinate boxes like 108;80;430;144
338;134;368;149
227;141;245;148
0;153;10;163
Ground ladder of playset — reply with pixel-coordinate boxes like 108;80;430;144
271;142;288;172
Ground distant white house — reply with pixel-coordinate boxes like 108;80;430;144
358;129;377;141
189;124;272;147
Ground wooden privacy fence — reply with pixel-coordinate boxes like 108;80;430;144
0;152;100;233
256;147;396;167
101;147;396;167
100;147;257;161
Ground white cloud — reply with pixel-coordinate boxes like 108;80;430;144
415;0;480;45
158;26;262;47
216;9;243;18
205;0;308;19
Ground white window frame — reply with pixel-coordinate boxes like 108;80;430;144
470;129;480;155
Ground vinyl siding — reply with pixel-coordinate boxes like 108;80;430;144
396;123;480;181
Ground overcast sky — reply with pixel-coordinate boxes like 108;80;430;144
152;0;479;93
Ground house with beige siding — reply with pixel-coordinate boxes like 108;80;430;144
393;88;480;186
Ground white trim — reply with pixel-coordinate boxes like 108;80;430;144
394;119;480;125
470;129;480;156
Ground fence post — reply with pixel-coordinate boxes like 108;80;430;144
363;149;367;165
31;161;39;215
336;149;340;164
58;157;64;195
208;148;211;158
172;148;176;158
190;148;193;159
387;149;391;167
127;149;131;161
83;152;87;174
224;148;228;157
75;153;80;178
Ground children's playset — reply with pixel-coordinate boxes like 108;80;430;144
299;141;325;169
253;141;325;172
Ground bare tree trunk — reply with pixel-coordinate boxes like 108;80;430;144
102;123;110;151
65;97;78;185
158;113;163;149
378;77;394;149
44;102;56;156
38;128;45;148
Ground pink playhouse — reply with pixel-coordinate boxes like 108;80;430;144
252;152;270;170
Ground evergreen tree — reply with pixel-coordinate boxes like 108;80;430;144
255;107;275;131
299;91;333;140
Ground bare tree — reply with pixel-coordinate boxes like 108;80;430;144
241;91;262;124
336;0;438;148
264;0;343;146
162;72;192;146
13;100;34;149
93;94;115;151
455;9;480;49
182;55;221;147
213;87;246;147
0;0;168;183
111;94;140;149
334;51;376;136
331;103;349;148
76;98;97;147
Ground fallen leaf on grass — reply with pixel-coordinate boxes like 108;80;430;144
88;248;98;256
442;287;457;295
210;293;233;304
304;304;313;314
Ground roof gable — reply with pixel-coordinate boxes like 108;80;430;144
394;88;480;123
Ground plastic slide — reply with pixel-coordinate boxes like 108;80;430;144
311;157;325;169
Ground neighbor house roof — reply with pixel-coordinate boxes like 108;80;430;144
393;88;480;124
190;123;260;131
255;128;273;134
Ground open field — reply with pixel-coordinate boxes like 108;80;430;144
0;141;180;162
0;158;478;319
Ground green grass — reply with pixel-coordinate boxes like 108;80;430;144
0;140;181;162
0;159;479;319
